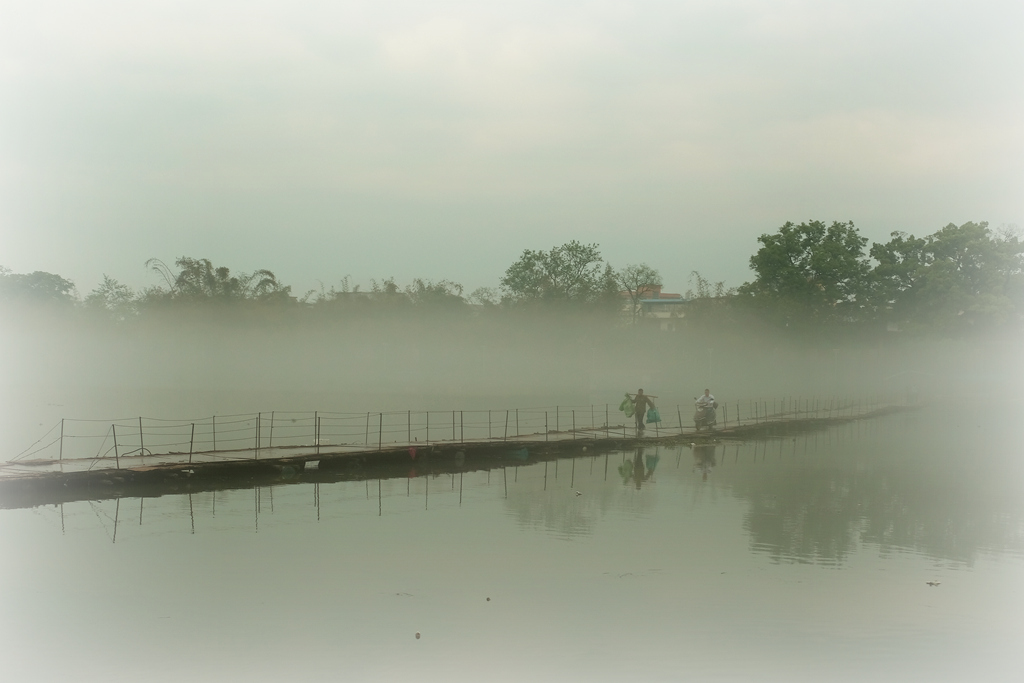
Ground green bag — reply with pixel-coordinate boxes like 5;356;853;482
619;394;635;417
646;407;662;423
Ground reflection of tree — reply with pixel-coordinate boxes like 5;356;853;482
725;437;1024;566
855;461;1024;564
504;453;658;537
737;465;859;564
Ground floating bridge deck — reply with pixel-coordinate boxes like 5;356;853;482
1;399;908;510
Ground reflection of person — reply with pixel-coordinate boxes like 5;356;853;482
628;389;656;435
619;447;655;489
632;450;645;489
692;444;716;481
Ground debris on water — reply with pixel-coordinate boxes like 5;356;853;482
926;581;941;587
574;490;582;496
415;632;421;639
486;597;490;601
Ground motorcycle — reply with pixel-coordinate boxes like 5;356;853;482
693;399;718;431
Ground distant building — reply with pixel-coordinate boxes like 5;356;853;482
622;284;688;331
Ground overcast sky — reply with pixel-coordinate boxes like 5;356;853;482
1;0;1021;295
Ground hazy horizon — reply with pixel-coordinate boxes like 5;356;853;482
2;1;1022;295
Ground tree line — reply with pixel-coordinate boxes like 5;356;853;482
0;242;666;320
737;220;1022;335
2;221;1020;336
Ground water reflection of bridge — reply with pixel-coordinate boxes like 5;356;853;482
7;406;1017;570
1;398;908;511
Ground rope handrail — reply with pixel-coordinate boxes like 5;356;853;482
10;436;62;461
6;395;898;469
11;422;60;461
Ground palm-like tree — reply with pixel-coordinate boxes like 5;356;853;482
145;257;285;302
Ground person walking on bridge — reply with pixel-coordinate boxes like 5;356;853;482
628;389;656;436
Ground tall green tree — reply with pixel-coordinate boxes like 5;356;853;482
738;220;870;324
500;241;618;308
0;267;78;306
869;222;1023;332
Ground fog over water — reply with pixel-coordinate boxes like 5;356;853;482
8;235;1024;683
2;397;1022;682
3;306;1021;454
2;290;1023;683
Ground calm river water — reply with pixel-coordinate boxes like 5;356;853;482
2;399;1023;683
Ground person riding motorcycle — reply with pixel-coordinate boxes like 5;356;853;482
694;389;717;430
